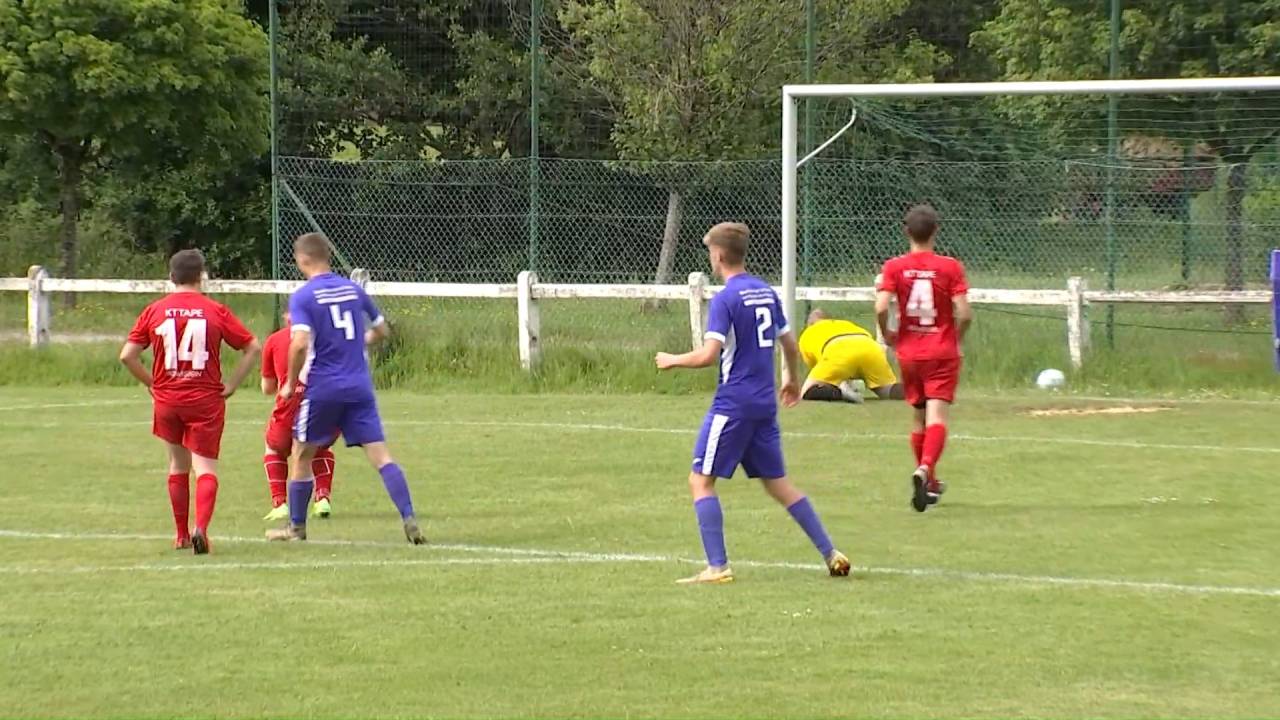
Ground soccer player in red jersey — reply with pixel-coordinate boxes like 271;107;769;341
876;205;973;513
119;250;261;553
260;312;337;521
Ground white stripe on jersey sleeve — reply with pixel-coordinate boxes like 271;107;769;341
369;315;386;328
704;331;726;342
291;324;312;333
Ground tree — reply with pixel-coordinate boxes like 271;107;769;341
561;0;945;288
0;0;268;289
974;0;1280;311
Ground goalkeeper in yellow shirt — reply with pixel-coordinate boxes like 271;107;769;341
799;309;904;403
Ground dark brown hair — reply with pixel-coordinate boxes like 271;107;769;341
169;249;205;286
294;233;333;263
703;222;750;264
904;204;939;242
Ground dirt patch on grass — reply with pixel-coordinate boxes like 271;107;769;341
1026;405;1175;418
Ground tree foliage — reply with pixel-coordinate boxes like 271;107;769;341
0;0;268;281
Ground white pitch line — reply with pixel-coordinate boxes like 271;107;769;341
0;399;137;412
388;419;1280;455
31;417;1277;456
2;528;1278;598
0;556;591;575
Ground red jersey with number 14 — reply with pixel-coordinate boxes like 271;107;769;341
127;291;255;405
880;251;969;361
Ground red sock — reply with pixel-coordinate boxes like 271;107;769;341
167;473;190;539
194;474;218;533
921;424;947;474
263;453;288;507
312;449;335;500
910;431;925;465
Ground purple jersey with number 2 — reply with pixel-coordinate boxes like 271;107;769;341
704;273;790;419
287;272;384;403
691;273;790;480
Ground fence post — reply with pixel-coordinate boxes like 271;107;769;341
1066;276;1089;370
27;265;50;347
350;268;370;289
517;270;541;371
687;272;708;350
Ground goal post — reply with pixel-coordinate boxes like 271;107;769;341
779;75;1280;344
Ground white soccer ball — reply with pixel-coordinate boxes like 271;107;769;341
1035;368;1066;390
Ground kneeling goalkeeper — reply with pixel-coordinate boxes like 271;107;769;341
799;309;904;403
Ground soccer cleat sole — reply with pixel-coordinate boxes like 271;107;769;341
911;468;930;513
403;520;427;545
265;526;307;542
191;530;210;555
826;551;851;577
676;568;735;585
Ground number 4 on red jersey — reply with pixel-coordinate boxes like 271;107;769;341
880;251;969;361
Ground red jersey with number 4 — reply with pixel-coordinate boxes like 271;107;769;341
880;251;969;361
127;291;255;405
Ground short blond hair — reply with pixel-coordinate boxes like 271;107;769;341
294;233;332;263
703;222;750;265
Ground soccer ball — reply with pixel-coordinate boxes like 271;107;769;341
1035;368;1066;390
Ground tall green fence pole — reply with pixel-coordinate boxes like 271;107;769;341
1181;141;1193;282
269;0;281;328
1104;0;1120;348
528;0;542;274
801;0;815;317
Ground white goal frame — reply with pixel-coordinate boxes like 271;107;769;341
780;75;1280;333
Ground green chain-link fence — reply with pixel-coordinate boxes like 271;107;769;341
271;1;1280;292
278;154;1280;289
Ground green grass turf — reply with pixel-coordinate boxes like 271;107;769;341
0;387;1277;718
0;291;1275;398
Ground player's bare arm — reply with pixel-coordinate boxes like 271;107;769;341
221;337;262;398
118;341;153;388
261;376;279;395
874;289;896;346
777;331;802;408
655;339;723;370
281;327;311;399
954;293;973;347
365;317;391;346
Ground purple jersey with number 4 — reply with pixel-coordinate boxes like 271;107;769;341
704;273;790;420
287;273;384;403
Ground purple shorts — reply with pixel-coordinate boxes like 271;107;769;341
294;396;385;448
691;412;785;480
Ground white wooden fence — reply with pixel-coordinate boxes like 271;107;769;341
2;265;1271;371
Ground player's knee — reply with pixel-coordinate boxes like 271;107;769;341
687;472;715;497
802;383;844;402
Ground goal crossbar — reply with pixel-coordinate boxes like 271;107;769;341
779;75;1280;357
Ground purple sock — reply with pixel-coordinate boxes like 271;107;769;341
288;478;313;527
378;463;415;519
787;496;834;558
693;496;728;567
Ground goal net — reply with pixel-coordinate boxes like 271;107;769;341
780;77;1280;325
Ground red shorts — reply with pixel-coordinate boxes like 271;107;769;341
264;394;302;455
153;397;226;459
899;357;962;407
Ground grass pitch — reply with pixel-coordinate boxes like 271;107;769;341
0;387;1278;718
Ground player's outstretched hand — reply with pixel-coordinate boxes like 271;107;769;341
655;352;677;370
221;382;236;399
278;381;295;400
779;380;800;408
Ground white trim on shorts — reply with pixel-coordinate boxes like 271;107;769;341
297;398;311;443
700;414;730;476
